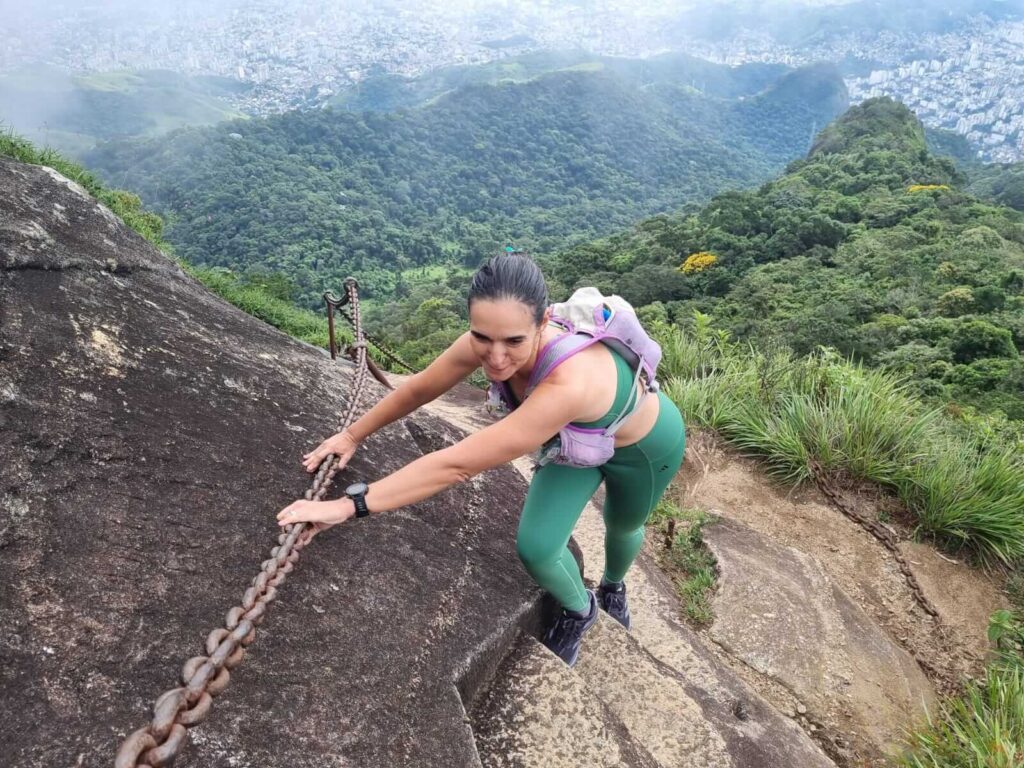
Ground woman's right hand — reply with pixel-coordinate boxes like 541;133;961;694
302;429;360;473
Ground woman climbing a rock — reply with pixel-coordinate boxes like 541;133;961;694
276;252;686;666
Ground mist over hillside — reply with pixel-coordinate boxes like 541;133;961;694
4;1;1023;159
0;67;248;158
330;50;792;113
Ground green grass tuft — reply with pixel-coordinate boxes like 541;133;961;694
647;499;718;625
1;127;168;249
899;610;1024;768
898;664;1024;768
182;265;337;350
656;316;1024;565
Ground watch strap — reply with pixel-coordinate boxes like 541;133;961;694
353;493;370;518
345;482;371;518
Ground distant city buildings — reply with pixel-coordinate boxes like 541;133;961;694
0;0;679;115
843;25;1024;163
1;1;1020;161
687;16;1024;162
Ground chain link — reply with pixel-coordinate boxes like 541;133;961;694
115;277;372;768
337;306;420;375
345;344;394;390
810;461;940;619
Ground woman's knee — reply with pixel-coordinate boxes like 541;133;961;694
516;527;564;572
605;522;645;547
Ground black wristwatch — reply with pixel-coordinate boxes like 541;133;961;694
345;481;371;518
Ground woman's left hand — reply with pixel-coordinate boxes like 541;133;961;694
276;497;355;536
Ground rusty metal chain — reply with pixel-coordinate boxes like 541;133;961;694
810;461;940;619
336;306;420;375
344;344;394;391
115;277;372;768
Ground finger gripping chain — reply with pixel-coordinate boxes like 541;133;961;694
115;277;373;766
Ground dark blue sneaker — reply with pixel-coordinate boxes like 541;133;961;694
541;590;598;667
597;580;631;630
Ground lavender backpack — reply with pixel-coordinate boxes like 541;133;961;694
486;287;662;468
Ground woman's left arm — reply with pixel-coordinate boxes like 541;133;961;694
277;376;584;529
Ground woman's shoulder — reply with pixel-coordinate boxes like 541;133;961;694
543;330;615;382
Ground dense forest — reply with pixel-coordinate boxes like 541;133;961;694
968;162;1024;212
84;62;848;306
366;99;1024;422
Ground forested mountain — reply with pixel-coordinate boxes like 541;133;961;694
538;98;1024;418
968;163;1024;211
84;63;848;306
330;50;791;112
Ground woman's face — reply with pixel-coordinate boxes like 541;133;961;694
468;298;548;380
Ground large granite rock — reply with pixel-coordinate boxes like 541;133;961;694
0;157;548;766
704;517;936;762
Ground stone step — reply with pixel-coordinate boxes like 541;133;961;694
471;628;661;768
474;605;837;768
474;609;733;768
575;612;736;767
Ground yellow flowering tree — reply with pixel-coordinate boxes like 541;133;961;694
680;251;718;274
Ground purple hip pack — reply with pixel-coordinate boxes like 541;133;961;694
486;293;662;469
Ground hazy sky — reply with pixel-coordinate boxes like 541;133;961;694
0;0;859;17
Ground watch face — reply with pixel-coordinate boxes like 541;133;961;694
346;482;368;496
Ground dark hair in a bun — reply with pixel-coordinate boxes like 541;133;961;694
468;252;548;325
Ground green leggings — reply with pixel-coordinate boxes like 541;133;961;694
516;391;686;613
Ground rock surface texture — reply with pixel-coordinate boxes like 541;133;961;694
677;437;1002;765
704;518;936;759
0;158;545;767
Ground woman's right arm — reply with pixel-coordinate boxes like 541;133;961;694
303;332;480;472
348;331;480;440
